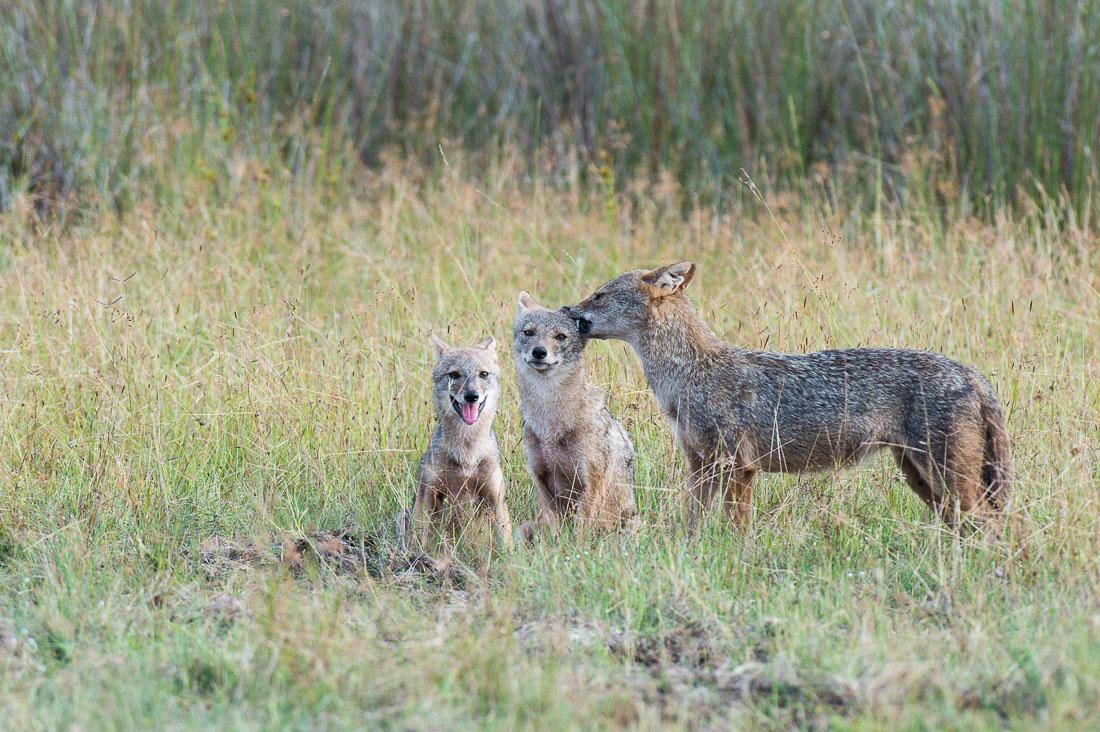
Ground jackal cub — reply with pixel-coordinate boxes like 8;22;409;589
411;334;512;552
564;262;1012;528
513;291;637;535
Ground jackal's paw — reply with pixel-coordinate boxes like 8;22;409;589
517;521;536;545
393;508;413;546
620;512;641;533
406;552;451;576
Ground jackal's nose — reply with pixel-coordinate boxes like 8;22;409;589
531;346;547;360
463;390;480;403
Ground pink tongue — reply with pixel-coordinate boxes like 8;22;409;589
460;402;479;425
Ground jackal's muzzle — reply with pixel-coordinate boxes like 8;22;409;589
451;391;485;425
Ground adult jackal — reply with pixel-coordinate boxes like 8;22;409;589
564;262;1012;528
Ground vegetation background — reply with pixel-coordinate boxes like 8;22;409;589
1;1;1098;728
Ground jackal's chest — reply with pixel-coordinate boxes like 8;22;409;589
655;394;694;441
539;440;583;475
435;461;495;501
528;430;584;477
542;451;587;504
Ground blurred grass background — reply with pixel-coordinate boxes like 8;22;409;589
3;0;1099;221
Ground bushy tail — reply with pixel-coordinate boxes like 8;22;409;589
977;383;1013;511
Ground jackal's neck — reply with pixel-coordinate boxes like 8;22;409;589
631;297;726;387
433;411;496;467
516;359;591;398
516;362;600;436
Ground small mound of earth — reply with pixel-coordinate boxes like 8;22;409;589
186;512;471;585
280;528;388;576
191;537;270;581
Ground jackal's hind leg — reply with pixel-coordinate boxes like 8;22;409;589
943;420;986;521
893;447;947;520
579;476;623;534
720;466;756;528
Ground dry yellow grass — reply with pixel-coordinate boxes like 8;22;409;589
1;156;1098;727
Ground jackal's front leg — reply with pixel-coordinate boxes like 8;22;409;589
684;437;755;532
521;463;561;543
486;468;513;550
578;473;618;534
410;478;443;553
684;450;720;532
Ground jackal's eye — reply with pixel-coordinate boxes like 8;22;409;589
554;332;567;341
447;371;461;379
592;292;604;302
522;329;535;337
479;371;489;379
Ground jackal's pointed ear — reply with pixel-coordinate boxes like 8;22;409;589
429;333;451;359
642;261;697;296
516;291;540;312
475;335;497;353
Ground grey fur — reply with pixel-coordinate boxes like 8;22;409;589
564;262;1013;528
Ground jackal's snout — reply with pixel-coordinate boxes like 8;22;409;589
519;338;560;371
451;389;485;425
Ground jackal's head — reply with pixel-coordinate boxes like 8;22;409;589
512;291;586;377
428;334;499;426
563;261;697;341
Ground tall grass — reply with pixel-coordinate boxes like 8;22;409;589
0;151;1097;726
3;0;1099;218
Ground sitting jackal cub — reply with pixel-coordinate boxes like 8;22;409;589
410;334;512;551
564;262;1013;528
513;291;637;534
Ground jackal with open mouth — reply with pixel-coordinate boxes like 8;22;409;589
410;334;512;552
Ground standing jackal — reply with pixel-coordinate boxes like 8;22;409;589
513;292;637;535
410;335;513;552
563;262;1013;528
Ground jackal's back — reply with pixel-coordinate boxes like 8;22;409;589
679;347;994;472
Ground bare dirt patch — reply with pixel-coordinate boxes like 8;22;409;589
513;610;858;727
184;520;469;587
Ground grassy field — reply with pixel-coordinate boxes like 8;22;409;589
0;153;1097;728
